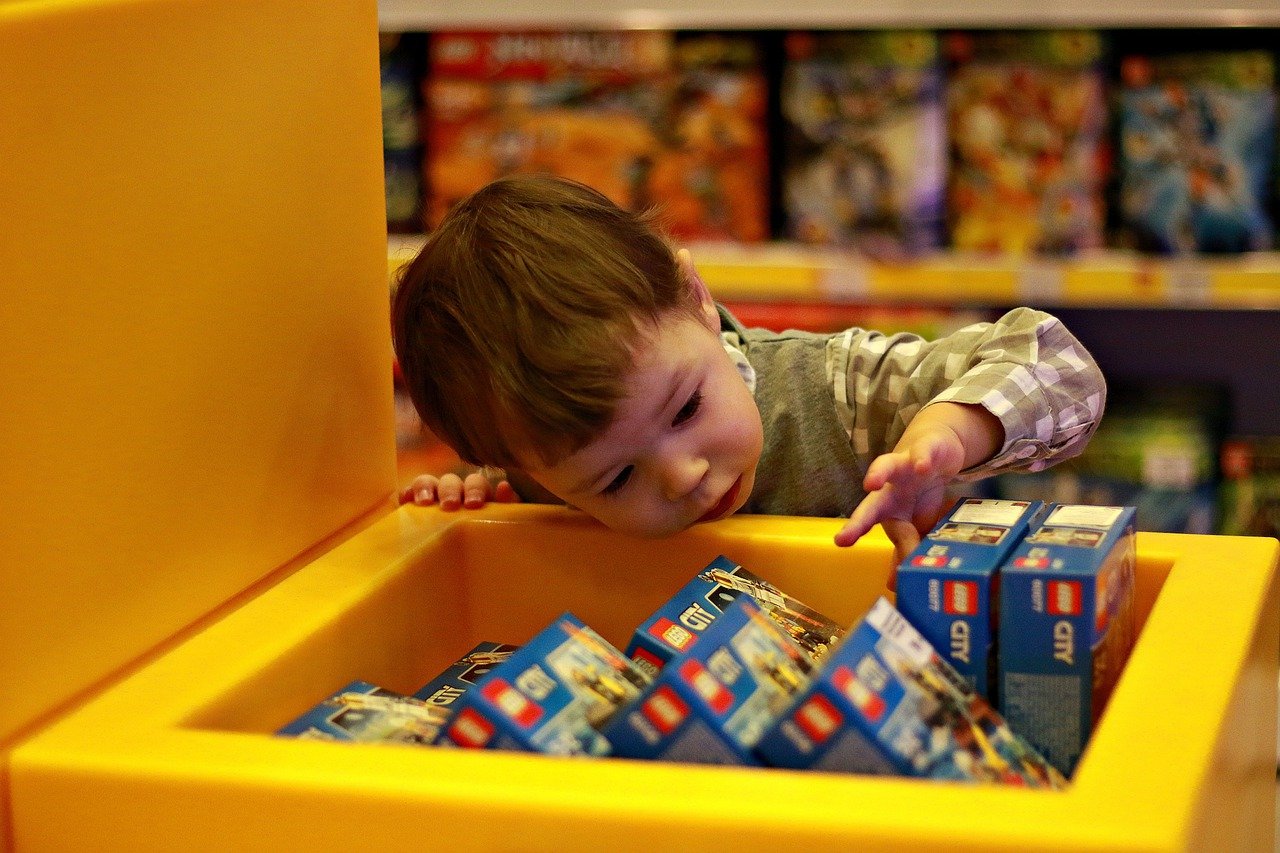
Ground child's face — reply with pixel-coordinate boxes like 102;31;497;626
522;309;763;538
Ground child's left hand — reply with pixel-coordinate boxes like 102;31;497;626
833;401;1002;573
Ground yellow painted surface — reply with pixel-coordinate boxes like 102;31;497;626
10;506;1278;851
0;0;394;749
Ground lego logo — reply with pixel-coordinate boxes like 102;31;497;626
832;665;885;722
650;618;696;651
679;658;733;715
1015;557;1049;568
642;686;689;735
447;708;494;748
912;555;946;567
794;694;843;743
944;580;978;615
1048;581;1081;616
481;678;543;728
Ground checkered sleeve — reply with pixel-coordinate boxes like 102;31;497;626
825;307;1105;479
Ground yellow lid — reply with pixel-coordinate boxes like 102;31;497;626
0;0;394;747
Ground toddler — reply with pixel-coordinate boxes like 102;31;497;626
392;174;1105;560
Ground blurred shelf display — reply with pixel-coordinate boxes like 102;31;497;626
377;1;1280;31
388;235;1280;310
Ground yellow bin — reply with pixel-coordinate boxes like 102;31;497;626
8;505;1279;851
2;0;1277;851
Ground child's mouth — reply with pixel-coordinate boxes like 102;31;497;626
697;476;741;523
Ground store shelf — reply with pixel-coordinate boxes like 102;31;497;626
388;236;1280;311
377;0;1280;30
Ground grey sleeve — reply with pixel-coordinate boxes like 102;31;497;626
826;307;1106;478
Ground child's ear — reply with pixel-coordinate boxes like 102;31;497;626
677;248;719;332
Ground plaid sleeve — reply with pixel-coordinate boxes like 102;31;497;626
825;307;1105;479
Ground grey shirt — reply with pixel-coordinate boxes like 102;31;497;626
719;305;1106;519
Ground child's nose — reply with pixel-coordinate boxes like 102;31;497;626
658;454;709;502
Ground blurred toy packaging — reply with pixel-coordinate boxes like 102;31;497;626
997;504;1137;775
993;382;1226;534
624;554;844;679
380;33;423;232
1219;436;1280;537
780;30;945;256
438;613;649;756
276;680;450;745
756;597;1064;787
895;498;1046;700
421;30;768;241
1117;50;1275;253
945;30;1108;255
603;597;812;766
411;640;519;706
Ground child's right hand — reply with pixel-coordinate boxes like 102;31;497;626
398;470;521;510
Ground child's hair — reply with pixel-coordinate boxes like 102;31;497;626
392;174;702;469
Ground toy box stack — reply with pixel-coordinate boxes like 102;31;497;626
945;30;1108;255
437;613;650;756
277;681;450;745
602;597;813;766
1117;50;1275;254
780;30;945;256
895;498;1047;700
756;597;1064;787
624;554;845;679
421;30;769;242
997;504;1137;775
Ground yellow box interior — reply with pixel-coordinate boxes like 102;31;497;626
11;506;1278;851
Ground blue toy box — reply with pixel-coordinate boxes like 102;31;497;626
997;504;1137;775
437;614;650;756
895;498;1047;700
755;598;1064;787
276;680;450;745
624;554;844;679
411;641;519;707
603;597;812;766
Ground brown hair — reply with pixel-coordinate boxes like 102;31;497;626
391;174;700;468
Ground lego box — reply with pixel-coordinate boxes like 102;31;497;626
625;554;844;679
603;597;812;766
998;504;1138;775
411;641;519;706
895;498;1046;699
276;681;450;745
756;597;1064;786
438;613;650;756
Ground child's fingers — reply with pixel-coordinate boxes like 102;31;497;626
400;474;440;505
493;481;521;503
462;471;490;509
435;473;465;510
862;451;913;492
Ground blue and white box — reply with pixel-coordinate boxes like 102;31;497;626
603;597;812;766
437;614;650;756
895;498;1046;700
277;680;450;745
997;504;1138;775
625;554;843;679
412;641;519;709
755;598;1064;787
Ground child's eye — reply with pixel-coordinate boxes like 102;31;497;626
672;389;702;427
601;466;634;496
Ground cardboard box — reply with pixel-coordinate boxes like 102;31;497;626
625;554;844;679
895;498;1046;699
277;681;450;745
997;504;1138;774
603;597;812;765
411;641;519;706
439;613;649;756
756;597;1064;787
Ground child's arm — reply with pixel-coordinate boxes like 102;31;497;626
829;307;1105;562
